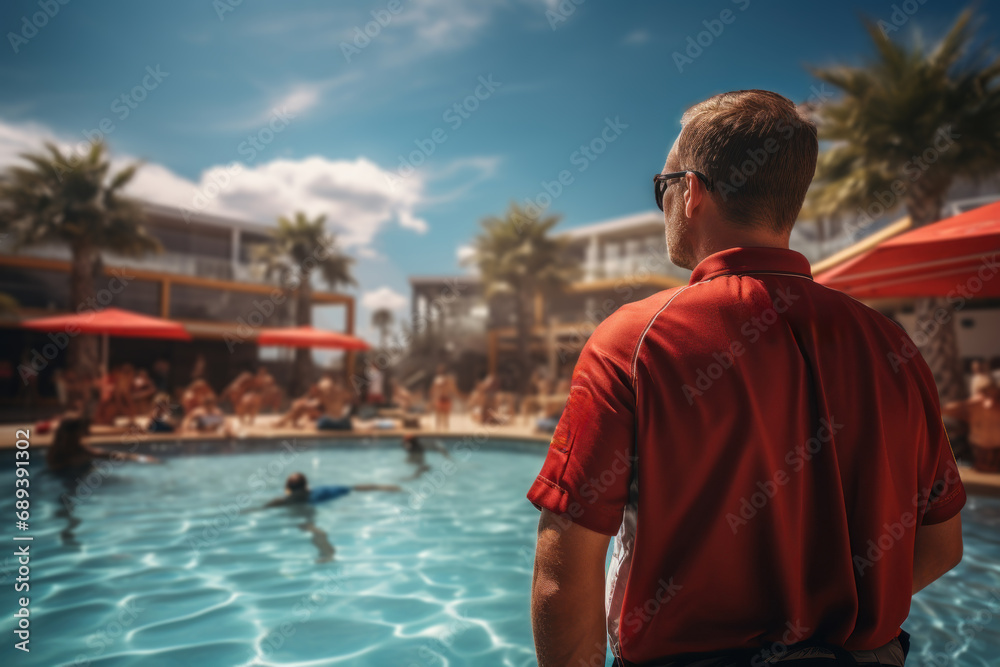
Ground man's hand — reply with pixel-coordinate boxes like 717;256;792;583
531;508;612;667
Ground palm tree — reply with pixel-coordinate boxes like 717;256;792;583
372;308;393;349
255;211;355;395
805;9;1000;402
0;141;160;380
470;202;579;394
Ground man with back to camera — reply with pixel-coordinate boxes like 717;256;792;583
527;90;965;667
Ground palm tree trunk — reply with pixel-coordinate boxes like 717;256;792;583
68;243;99;381
906;182;965;403
292;271;313;396
515;289;532;397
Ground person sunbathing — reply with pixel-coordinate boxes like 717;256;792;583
181;379;216;415
254;367;283;413
263;472;401;507
222;371;255;411
46;415;162;473
147;393;177;433
93;365;138;426
181;395;228;434
274;384;323;428
943;378;1000;473
131;368;157;414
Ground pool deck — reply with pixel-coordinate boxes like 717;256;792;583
3;413;999;496
0;412;550;449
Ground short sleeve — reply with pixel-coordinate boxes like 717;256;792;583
919;417;966;525
914;365;966;525
526;321;636;536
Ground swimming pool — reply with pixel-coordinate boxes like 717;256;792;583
0;439;998;666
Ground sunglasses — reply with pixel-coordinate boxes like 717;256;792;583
653;171;713;211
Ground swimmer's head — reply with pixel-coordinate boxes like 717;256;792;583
285;472;309;496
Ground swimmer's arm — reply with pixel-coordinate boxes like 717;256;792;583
913;512;963;594
423;440;451;458
83;446;163;464
531;509;611;667
353;484;403;492
261;497;288;508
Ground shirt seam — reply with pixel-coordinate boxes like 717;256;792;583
629;282;708;386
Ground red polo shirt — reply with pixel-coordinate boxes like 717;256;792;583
527;247;965;664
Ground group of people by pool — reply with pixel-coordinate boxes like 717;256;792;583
46;356;574;439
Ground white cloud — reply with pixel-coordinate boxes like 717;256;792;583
187;155;430;247
210;73;362;132
456;244;476;263
361;286;409;312
0;117;437;250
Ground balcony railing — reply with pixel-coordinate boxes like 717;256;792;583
0;242;275;285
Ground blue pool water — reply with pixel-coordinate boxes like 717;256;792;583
0;439;998;666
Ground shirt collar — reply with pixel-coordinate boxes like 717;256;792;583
688;247;813;285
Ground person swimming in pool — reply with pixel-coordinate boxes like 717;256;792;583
401;434;451;479
46;415;163;473
263;472;402;507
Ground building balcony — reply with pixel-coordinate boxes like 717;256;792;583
0;241;275;286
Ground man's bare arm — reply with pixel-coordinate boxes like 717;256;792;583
913;512;963;594
531;508;612;667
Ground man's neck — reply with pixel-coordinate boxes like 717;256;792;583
691;225;790;267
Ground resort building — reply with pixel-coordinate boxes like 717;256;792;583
412;197;1000;388
409;211;691;386
0;202;355;406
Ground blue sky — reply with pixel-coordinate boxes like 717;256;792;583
0;0;994;340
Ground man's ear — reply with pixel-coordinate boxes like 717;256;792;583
683;171;704;218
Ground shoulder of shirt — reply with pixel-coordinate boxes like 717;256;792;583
806;279;909;333
584;286;688;362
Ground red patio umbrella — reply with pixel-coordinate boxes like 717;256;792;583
256;325;370;350
816;201;1000;299
21;307;192;370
